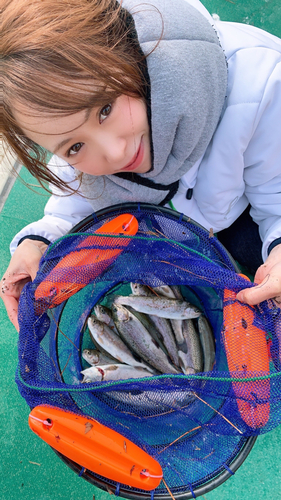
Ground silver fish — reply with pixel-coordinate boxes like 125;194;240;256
130;283;179;364
94;305;119;334
152;284;185;347
82;348;118;366
171;286;183;300
94;304;113;325
125;307;169;357
182;318;203;373
170;318;184;345
152;285;178;299
81;365;103;382
114;295;201;319
81;364;152;383
176;324;196;375
87;317;154;372
149;315;179;366
107;387;193;410
197;316;216;372
178;350;196;375
132;283;183;301
131;283;183;300
130;283;151;296
112;304;180;374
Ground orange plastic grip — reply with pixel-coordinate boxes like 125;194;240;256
35;214;138;307
223;275;270;428
29;406;163;490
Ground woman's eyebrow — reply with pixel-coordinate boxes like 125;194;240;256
53;137;73;154
53;108;92;154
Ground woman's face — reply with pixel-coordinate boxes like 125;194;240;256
13;95;152;175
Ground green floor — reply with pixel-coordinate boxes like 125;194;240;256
1;1;281;499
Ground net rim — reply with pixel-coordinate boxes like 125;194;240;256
52;435;257;499
68;202;239;274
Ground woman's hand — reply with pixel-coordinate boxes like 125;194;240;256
0;239;48;331
236;243;281;306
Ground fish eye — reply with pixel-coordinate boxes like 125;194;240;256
68;142;83;156
99;103;112;123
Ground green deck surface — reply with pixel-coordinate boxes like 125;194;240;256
1;1;281;498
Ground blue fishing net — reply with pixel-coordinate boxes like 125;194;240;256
16;203;281;498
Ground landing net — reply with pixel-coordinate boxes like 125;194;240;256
16;203;281;498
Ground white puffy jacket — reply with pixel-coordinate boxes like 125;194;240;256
10;2;281;262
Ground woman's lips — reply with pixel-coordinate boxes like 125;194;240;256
121;139;144;171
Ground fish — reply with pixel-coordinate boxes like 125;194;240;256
152;285;179;299
112;304;180;374
148;315;179;366
82;348;118;366
81;366;103;383
81;364;153;383
114;295;201;320
94;304;113;325
182;318;203;373
125;307;169;357
107;387;193;410
176;324;197;375
94;304;119;335
178;350;196;375
130;283;150;296
87;316;154;372
170;318;184;345
197;316;216;372
130;283;179;365
171;286;183;300
83;283;215;384
131;283;183;301
152;284;185;351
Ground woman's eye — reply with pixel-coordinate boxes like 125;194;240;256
68;142;83;156
99;103;112;123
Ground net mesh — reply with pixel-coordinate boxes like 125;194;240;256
16;204;281;496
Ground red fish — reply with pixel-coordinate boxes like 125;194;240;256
35;214;138;308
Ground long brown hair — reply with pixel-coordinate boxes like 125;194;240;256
1;0;150;192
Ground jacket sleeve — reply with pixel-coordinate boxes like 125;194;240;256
10;156;93;254
243;57;281;260
193;24;281;262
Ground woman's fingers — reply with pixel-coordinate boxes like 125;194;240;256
236;274;281;305
1;273;32;330
236;244;281;305
0;239;48;329
2;294;21;331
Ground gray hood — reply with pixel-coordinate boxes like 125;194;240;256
79;0;227;210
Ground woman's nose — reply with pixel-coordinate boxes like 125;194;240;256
100;135;127;163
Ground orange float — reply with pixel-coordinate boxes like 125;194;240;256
35;214;138;307
29;405;163;490
223;275;270;428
